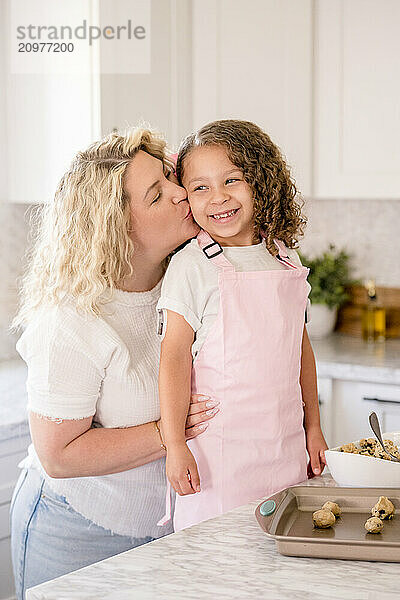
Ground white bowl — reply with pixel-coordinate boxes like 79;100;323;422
325;432;400;487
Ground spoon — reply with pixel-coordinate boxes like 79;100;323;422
368;412;400;463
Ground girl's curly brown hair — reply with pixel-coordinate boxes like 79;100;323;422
176;119;306;256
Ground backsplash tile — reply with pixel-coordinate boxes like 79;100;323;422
0;198;399;359
299;199;400;288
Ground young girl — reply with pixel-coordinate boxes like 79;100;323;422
156;119;327;531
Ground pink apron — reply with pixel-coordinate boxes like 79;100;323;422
158;230;310;531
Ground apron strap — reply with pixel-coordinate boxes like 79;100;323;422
272;238;299;270
157;479;173;527
196;230;235;270
197;230;299;270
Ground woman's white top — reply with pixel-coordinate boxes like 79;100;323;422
16;279;175;539
157;238;310;358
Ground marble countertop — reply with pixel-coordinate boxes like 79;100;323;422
0;358;29;442
26;474;399;600
312;333;400;385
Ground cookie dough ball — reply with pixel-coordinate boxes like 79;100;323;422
371;496;395;520
340;442;358;454
365;517;384;533
322;501;341;517
312;509;336;528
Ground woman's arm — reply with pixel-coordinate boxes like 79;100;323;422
30;395;214;479
299;324;328;475
30;414;166;478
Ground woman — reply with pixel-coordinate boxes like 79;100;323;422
9;127;218;599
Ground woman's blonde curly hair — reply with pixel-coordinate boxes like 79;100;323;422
10;126;174;333
176;119;306;255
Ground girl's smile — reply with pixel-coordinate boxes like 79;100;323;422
182;145;256;247
209;207;240;222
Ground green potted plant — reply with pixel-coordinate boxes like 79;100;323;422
298;245;357;339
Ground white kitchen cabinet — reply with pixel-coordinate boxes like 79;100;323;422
362;395;400;435
191;0;313;197
332;380;400;447
3;72;100;205
94;0;400;200
0;432;31;600
314;0;400;198
1;0;192;205
5;0;398;206
1;0;101;205
100;0;192;149
317;376;333;448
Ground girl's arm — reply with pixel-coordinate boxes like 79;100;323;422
299;324;328;476
159;310;194;446
29;395;215;478
159;309;204;495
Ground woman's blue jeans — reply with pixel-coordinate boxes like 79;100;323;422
10;467;156;600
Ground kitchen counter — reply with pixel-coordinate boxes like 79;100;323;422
26;474;398;600
0;358;29;442
312;332;400;385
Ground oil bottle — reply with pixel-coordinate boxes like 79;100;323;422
361;279;386;342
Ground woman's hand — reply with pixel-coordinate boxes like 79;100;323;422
306;425;328;477
166;443;201;496
184;393;219;440
157;394;219;446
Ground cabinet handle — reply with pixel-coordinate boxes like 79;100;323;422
363;396;400;406
318;394;322;406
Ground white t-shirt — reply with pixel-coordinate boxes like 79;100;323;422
157;238;311;358
16;280;175;539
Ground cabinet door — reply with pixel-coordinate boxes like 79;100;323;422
314;0;400;198
317;376;333;448
1;0;101;204
333;380;400;447
100;0;192;150
362;397;400;436
0;433;31;600
192;0;313;196
4;73;100;204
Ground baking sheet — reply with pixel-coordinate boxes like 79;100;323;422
255;486;400;562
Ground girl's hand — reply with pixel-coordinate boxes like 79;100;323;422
185;393;219;440
306;425;328;477
166;443;201;496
